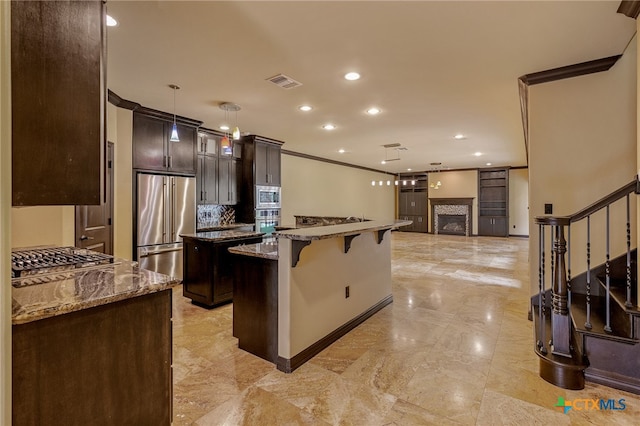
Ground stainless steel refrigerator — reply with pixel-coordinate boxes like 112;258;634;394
136;173;195;280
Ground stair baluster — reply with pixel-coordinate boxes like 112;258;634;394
605;205;612;333
626;194;633;308
567;226;572;312
537;223;546;353
585;216;592;329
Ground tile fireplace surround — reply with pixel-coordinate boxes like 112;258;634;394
430;198;474;236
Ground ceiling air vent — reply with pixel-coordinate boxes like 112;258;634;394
266;74;303;89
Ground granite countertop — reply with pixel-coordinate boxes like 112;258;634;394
197;223;254;232
274;219;412;241
228;242;278;260
12;259;178;325
181;230;265;242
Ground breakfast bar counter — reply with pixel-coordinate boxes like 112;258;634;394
227;221;410;371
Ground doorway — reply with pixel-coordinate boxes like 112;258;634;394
75;142;114;253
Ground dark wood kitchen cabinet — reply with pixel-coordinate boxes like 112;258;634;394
218;157;239;205
11;0;105;206
255;141;282;186
182;235;264;307
238;135;285;222
478;168;509;237
13;290;173;426
196;130;219;205
133;110;199;175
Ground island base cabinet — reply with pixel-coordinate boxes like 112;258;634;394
182;236;263;307
12;290;173;426
231;255;278;363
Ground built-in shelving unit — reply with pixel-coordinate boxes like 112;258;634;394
478;168;509;237
397;173;428;232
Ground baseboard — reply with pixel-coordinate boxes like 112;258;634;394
276;294;393;373
586;368;640;395
509;234;529;238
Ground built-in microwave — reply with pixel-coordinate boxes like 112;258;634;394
255;185;281;209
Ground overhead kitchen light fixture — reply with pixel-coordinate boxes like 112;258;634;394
168;84;180;142
220;102;242;140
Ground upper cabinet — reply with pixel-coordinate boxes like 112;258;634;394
254;141;282;186
12;0;105;206
132;110;199;175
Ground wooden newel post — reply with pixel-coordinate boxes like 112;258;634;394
551;223;571;357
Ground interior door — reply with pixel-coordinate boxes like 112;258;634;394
75;142;114;253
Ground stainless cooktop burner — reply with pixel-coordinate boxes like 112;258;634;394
11;246;114;278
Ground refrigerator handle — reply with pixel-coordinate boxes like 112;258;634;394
162;178;167;241
171;177;176;241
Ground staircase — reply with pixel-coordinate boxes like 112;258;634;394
532;179;640;394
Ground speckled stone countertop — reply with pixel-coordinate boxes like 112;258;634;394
197;223;255;232
181;230;265;242
228;242;278;260
12;259;178;325
274;219;412;241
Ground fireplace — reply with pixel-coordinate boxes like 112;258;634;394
438;214;466;235
429;198;474;237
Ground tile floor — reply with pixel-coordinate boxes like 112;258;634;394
171;232;640;425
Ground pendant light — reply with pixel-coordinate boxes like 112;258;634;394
220;102;242;141
169;84;180;142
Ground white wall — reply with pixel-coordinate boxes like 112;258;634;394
0;1;11;421
509;168;529;237
529;35;637;293
280;154;395;225
427;170;479;234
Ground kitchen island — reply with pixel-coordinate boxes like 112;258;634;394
11;249;178;425
230;220;410;372
181;230;264;307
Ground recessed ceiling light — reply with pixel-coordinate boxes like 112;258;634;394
220;125;230;131
454;134;465;140
407;168;412;171
344;72;360;81
298;105;312;112
338;149;345;154
474;152;482;156
366;107;380;115
106;15;118;27
381;160;386;164
322;124;336;130
486;162;492;166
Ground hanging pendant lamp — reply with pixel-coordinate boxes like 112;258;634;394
220;102;242;141
169;84;180;142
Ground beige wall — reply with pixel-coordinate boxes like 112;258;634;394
278;229;392;358
1;0;11;421
280;154;395;225
509;168;529;237
529;35;637;293
11;206;75;248
111;105;134;260
427;170;479;234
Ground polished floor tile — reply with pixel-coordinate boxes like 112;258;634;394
171;232;640;425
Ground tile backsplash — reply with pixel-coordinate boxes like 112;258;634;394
197;205;236;229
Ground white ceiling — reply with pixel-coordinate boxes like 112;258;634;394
106;1;636;174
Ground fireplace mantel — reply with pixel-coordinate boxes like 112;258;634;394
429;198;474;236
429;197;474;206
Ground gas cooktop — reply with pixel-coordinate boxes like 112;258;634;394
11;246;114;279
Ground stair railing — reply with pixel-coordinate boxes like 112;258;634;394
535;178;638;357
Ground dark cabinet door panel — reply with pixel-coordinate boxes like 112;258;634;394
168;124;196;173
12;0;105;206
133;114;165;170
